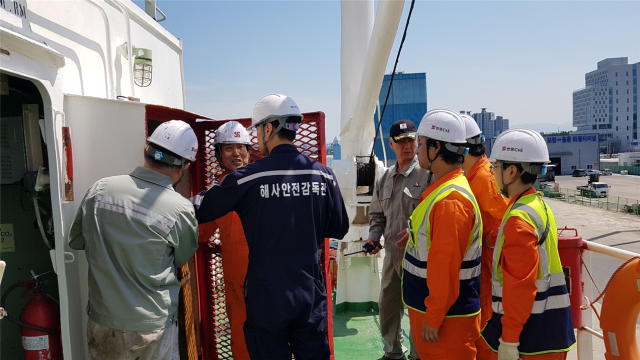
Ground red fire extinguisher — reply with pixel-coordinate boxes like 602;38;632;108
1;276;63;360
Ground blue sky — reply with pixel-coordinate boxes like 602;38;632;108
135;1;640;141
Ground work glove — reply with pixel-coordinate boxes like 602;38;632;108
497;338;520;360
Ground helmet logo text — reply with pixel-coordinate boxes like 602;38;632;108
431;125;450;133
502;146;523;152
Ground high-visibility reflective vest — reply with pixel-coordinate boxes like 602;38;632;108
481;192;576;355
401;173;482;316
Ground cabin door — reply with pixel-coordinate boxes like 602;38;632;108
55;95;146;358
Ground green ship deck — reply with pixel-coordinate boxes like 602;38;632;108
334;309;413;359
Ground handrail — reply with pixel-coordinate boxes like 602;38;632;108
583;240;639;260
84;0;116;98
112;0;135;96
576;242;640;360
580;326;604;340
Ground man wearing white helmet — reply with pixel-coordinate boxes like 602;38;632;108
480;129;575;360
198;120;253;359
398;109;482;360
69;120;199;359
192;94;349;359
459;114;509;360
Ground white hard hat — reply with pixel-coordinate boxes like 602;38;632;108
417;109;468;141
214;121;251;146
490;129;550;165
250;94;303;130
147;120;198;162
460;114;483;144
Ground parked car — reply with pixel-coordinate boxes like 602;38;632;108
602;169;613;175
586;169;602;176
572;169;586;177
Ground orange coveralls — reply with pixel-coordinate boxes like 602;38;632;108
465;156;509;360
487;188;566;360
409;169;481;360
198;172;250;360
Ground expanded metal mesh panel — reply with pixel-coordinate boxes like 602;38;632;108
200;116;324;188
193;113;327;360
206;235;234;359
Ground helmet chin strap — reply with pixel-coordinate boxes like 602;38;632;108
172;162;187;189
215;145;250;174
426;143;442;184
499;162;520;197
215;146;231;174
260;120;286;155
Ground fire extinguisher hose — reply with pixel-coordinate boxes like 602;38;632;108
0;282;60;335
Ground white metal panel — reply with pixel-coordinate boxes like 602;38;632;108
59;94;146;358
3;0;184;105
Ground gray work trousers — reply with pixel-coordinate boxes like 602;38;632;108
380;253;419;360
86;319;179;360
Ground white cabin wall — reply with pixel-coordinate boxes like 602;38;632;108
127;13;184;108
24;1;110;97
4;0;185;107
1;1;191;357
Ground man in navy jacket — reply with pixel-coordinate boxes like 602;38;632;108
193;94;349;360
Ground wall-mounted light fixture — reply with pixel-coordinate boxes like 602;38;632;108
132;47;152;87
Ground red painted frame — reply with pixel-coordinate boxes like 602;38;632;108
190;112;333;360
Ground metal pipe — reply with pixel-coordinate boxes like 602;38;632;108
583;240;640;261
577;251;595;360
145;0;156;20
0;261;5;287
350;0;405;157
340;0;374;159
179;38;186;109
112;0;135;96
120;2;181;53
84;0;116;99
53;109;66;204
580;326;604;340
33;198;54;249
377;100;387;167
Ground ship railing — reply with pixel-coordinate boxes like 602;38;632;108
577;240;640;360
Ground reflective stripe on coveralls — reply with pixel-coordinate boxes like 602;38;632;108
192;144;349;359
401;174;483;316
465;156;510;360
481;192;576;355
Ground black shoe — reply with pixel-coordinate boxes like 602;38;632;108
377;356;406;360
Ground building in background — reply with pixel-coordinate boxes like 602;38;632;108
617;152;640;166
543;133;600;175
494;116;510;135
472;108;495;138
372;72;427;162
572;57;638;153
461;108;510;139
327;137;341;160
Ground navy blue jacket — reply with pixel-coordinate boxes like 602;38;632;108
193;144;349;285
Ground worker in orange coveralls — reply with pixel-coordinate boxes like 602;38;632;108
481;129;575;360
459;114;509;360
198;121;252;359
398;109;482;360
